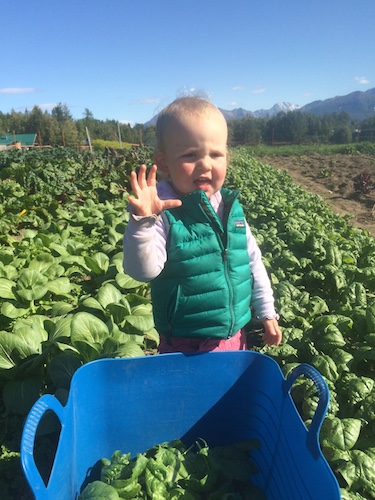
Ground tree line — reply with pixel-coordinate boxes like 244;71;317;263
1;103;375;148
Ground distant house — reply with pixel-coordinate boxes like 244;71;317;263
0;133;37;149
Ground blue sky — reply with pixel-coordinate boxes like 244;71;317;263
2;0;374;125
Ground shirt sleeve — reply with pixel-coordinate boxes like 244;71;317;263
122;213;168;282
246;223;279;320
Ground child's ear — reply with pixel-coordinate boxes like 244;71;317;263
154;151;169;175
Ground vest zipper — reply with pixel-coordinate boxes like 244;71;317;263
221;205;235;336
200;199;235;336
222;245;235;335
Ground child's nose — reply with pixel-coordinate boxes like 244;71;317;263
197;156;211;171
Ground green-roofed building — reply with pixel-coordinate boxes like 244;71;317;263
0;133;37;148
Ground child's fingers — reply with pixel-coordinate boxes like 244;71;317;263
263;330;282;346
262;319;282;346
136;164;148;189
129;170;140;193
162;199;182;211
146;164;158;186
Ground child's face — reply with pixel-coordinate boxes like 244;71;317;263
155;110;227;198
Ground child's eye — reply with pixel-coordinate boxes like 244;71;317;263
182;153;195;158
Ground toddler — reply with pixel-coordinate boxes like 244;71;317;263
123;96;281;353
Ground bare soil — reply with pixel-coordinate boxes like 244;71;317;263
259;153;375;237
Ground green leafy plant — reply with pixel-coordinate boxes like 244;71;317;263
1;146;375;498
79;439;263;500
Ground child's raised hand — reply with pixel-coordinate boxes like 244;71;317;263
262;318;282;346
128;164;182;216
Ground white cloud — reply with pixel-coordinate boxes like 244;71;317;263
231;85;245;91
0;87;37;94
355;76;369;85
251;86;266;94
226;101;240;107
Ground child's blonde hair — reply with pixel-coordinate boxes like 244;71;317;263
156;96;225;151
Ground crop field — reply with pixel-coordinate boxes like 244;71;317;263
252;145;375;237
0;146;375;499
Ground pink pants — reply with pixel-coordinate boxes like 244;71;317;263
158;329;247;354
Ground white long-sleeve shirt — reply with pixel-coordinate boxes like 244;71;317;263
123;180;278;321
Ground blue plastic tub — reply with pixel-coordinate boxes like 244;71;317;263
21;351;341;499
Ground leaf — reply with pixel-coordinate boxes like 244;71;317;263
0;278;16;300
14;314;48;333
84;252;109;275
13;325;48;352
28;253;55;274
71;312;109;344
307;295;329;316
79;481;120;500
338;373;374;405
336;450;375;496
311;354;339;382
145;463;168;499
3;376;43;415
313;324;346;351
72;341;101;363
50;301;75;317
209;441;259;481
107;303;130;324
320;417;361;451
111;478;142;499
0;330;42;369
108;227;123;246
116;272;145;290
97;283;123;309
355;392;375;423
125;311;154;333
366;303;375;333
47;354;82;389
81;297;104;311
16;269;49;301
0;262;18;280
331;348;354;373
49;315;73;341
145;327;160;344
114;341;144;358
1;301;30;318
0;331;19;369
47;277;72;295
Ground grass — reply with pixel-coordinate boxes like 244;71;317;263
91;139;136;151
244;141;375;158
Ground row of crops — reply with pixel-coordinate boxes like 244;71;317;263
0;146;375;498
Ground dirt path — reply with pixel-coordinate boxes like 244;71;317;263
259;153;375;237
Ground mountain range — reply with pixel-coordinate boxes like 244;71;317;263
145;88;375;125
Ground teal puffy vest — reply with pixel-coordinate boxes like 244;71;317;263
151;188;252;339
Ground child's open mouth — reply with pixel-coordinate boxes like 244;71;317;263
194;178;211;190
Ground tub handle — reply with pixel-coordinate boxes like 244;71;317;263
21;395;65;497
284;363;330;458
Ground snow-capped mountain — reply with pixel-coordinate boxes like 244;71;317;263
144;88;375;125
206;102;300;121
252;102;302;118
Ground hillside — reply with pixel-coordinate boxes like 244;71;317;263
144;87;375;125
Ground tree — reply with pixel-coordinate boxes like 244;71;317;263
52;103;73;124
228;117;261;145
7;110;25;135
60;120;79;147
331;126;352;144
51;103;79;146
